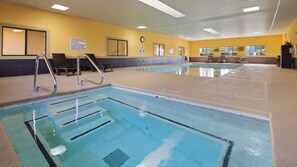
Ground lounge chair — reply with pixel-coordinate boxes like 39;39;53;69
206;55;215;63
52;53;78;76
86;54;113;72
218;55;226;63
239;56;247;63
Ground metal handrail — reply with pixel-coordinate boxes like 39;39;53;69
77;54;104;86
33;54;57;95
137;59;145;68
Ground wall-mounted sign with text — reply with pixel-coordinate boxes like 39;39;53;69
70;38;87;50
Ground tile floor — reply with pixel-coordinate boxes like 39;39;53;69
0;63;296;167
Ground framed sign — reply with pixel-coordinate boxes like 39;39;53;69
70;38;87;50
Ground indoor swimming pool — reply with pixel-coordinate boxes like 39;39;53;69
137;63;241;77
0;86;272;167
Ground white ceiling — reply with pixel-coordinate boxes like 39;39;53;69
2;0;297;40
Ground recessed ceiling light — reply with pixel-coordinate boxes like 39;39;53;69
185;38;191;40
51;4;69;11
138;0;185;18
203;28;220;35
243;6;260;13
137;26;147;29
13;29;23;33
253;32;262;35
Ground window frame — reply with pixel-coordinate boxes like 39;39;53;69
1;26;47;56
220;46;237;56
199;47;214;56
178;46;185;56
246;45;266;56
106;37;128;56
153;43;165;57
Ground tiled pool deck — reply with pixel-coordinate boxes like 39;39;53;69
0;63;296;167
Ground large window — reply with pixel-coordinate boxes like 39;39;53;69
154;43;165;56
2;27;46;56
199;48;214;56
246;45;265;56
107;38;128;56
220;46;237;56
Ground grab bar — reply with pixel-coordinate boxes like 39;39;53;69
77;54;104;86
33;54;57;95
137;59;145;68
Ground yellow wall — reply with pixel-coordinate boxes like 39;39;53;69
190;35;283;57
0;2;189;59
284;19;297;45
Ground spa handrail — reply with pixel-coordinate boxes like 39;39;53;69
33;54;57;95
77;54;104;86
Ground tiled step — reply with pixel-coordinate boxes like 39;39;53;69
47;95;114;143
51;103;107;128
48;96;94;115
59;114;114;143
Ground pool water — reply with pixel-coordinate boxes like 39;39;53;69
0;86;272;167
137;63;241;77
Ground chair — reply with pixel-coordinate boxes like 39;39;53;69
218;55;226;63
86;54;113;72
206;55;215;63
52;53;78;76
239;56;247;63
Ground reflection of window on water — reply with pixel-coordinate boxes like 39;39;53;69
199;68;215;77
199;68;232;77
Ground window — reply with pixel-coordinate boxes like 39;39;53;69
2;27;46;56
154;43;165;56
246;45;265;56
220;46;237;56
178;47;184;56
199;48;214;56
107;38;128;56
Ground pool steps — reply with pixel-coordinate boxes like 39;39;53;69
45;95;114;142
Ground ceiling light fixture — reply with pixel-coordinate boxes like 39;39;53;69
13;29;23;33
253;32;262;35
51;4;69;11
185;38;191;40
203;28;220;35
138;0;185;18
137;26;147;29
243;6;260;13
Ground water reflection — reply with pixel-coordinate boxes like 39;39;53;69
32;110;37;141
140;64;239;78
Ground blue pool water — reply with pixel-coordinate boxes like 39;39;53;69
0;86;272;167
137;63;241;77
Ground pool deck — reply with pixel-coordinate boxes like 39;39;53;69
0;63;296;167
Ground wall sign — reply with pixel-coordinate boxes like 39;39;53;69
70;38;87;50
140;46;145;54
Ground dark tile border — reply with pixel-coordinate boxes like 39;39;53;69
23;96;234;167
0;56;183;77
24;116;57;167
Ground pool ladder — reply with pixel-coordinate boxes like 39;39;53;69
77;54;104;86
137;59;146;71
33;54;57;95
